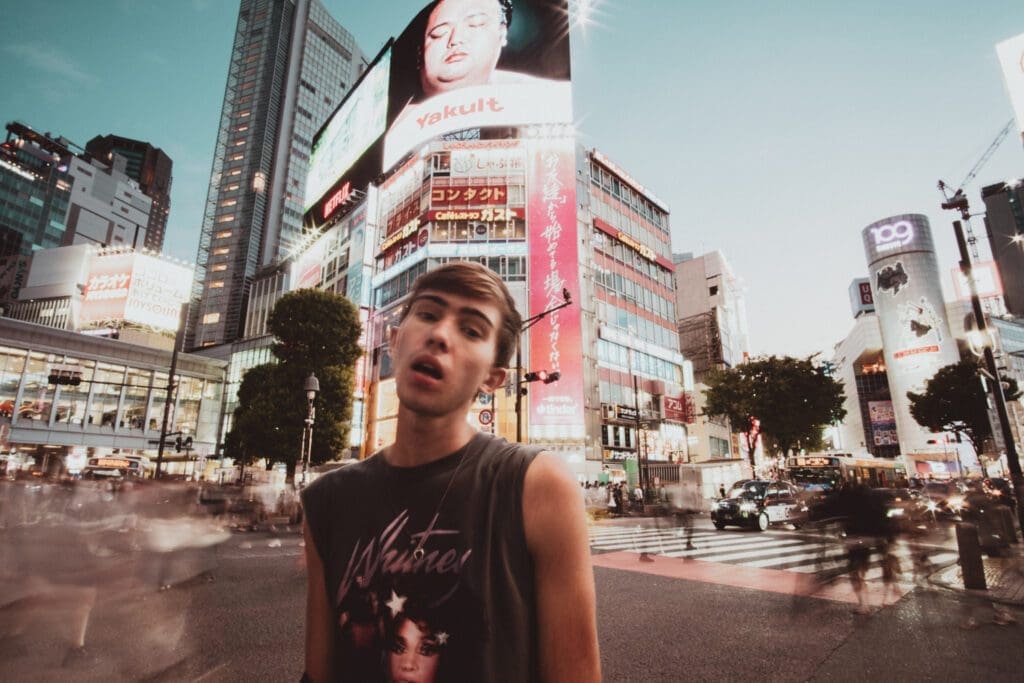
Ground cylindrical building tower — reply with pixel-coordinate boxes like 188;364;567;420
861;214;960;455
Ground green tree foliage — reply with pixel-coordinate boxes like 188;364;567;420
224;289;362;480
907;359;1021;453
703;355;847;467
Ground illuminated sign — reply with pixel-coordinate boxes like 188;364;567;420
662;394;694;423
447;141;526;177
430;185;507;207
952;262;1004;300
80;253;192;332
384;82;572;171
797;457;838;467
616;231;656;262
95;458;132;469
870;220;915;252
0;158;37;181
305;50;391;212
323;182;351;220
893;345;940;359
379;217;420;253
527;137;584;439
426;208;521;222
382;0;572;172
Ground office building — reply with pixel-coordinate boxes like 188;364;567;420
85;134;173;252
189;0;365;349
981;179;1024;317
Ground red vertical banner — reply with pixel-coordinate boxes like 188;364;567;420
526;137;584;440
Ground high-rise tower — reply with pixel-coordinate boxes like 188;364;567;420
85;134;173;253
188;0;365;349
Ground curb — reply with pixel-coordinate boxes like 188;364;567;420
927;558;1024;609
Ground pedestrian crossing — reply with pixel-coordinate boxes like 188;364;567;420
588;525;958;582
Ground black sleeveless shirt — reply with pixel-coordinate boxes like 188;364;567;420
302;432;543;682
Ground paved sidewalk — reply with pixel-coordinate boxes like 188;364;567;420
932;550;1024;606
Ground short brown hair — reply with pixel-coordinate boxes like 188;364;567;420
400;261;522;367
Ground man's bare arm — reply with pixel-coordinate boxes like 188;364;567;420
523;453;601;682
304;519;334;682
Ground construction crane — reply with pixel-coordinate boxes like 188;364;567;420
937;118;1015;256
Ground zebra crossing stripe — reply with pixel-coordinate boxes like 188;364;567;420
594;535;797;554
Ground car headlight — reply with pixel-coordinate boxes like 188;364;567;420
926;501;939;512
948;496;965;510
739;501;757;513
886;508;904;517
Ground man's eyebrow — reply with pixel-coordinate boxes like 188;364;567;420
409;293;495;330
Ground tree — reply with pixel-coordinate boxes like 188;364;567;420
703;355;847;468
907;359;1021;455
224;289;363;481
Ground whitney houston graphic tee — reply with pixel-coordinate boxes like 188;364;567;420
302;432;542;682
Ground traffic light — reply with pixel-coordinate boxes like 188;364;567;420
523;371;547;383
543;372;561;384
47;370;82;386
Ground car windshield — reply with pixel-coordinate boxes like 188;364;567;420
729;481;768;499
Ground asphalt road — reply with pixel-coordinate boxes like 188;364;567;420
3;523;1022;682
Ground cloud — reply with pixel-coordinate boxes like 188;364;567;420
4;42;98;85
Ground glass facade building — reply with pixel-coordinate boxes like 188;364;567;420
189;0;365;349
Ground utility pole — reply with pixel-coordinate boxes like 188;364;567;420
155;303;188;480
953;219;1024;533
515;288;572;442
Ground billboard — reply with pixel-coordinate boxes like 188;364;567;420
951;261;1004;301
868;400;898;447
305;46;393;224
80;252;192;332
862;215;960;453
303;0;572;228
384;0;572;170
997;33;1024;141
849;277;875;317
527;135;583;440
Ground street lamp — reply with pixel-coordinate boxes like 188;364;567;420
299;372;319;488
515;288;572;442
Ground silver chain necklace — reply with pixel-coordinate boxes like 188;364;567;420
387;445;471;561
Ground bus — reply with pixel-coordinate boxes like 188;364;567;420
785;453;907;493
83;455;152;479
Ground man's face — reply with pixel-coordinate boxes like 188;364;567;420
390;289;506;419
421;0;507;97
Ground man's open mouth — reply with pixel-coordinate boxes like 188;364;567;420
412;361;442;380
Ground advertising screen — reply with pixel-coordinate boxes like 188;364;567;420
383;0;571;170
305;46;393;221
80;253;192;332
527;136;584;440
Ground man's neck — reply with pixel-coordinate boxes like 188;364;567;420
385;409;479;468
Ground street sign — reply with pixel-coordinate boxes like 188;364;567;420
478;409;494;426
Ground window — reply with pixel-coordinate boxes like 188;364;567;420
216;215;235;223
220;199;237;207
213;247;230;256
210;281;225;289
215;230;232;239
203;313;221;324
211;264;227;272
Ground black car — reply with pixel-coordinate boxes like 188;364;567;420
711;480;809;532
984;478;1017;510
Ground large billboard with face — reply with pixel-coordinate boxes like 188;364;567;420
303;0;571;228
862;214;960;454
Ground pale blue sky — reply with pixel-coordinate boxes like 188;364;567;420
1;1;1021;357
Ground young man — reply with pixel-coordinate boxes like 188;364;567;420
302;261;600;682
